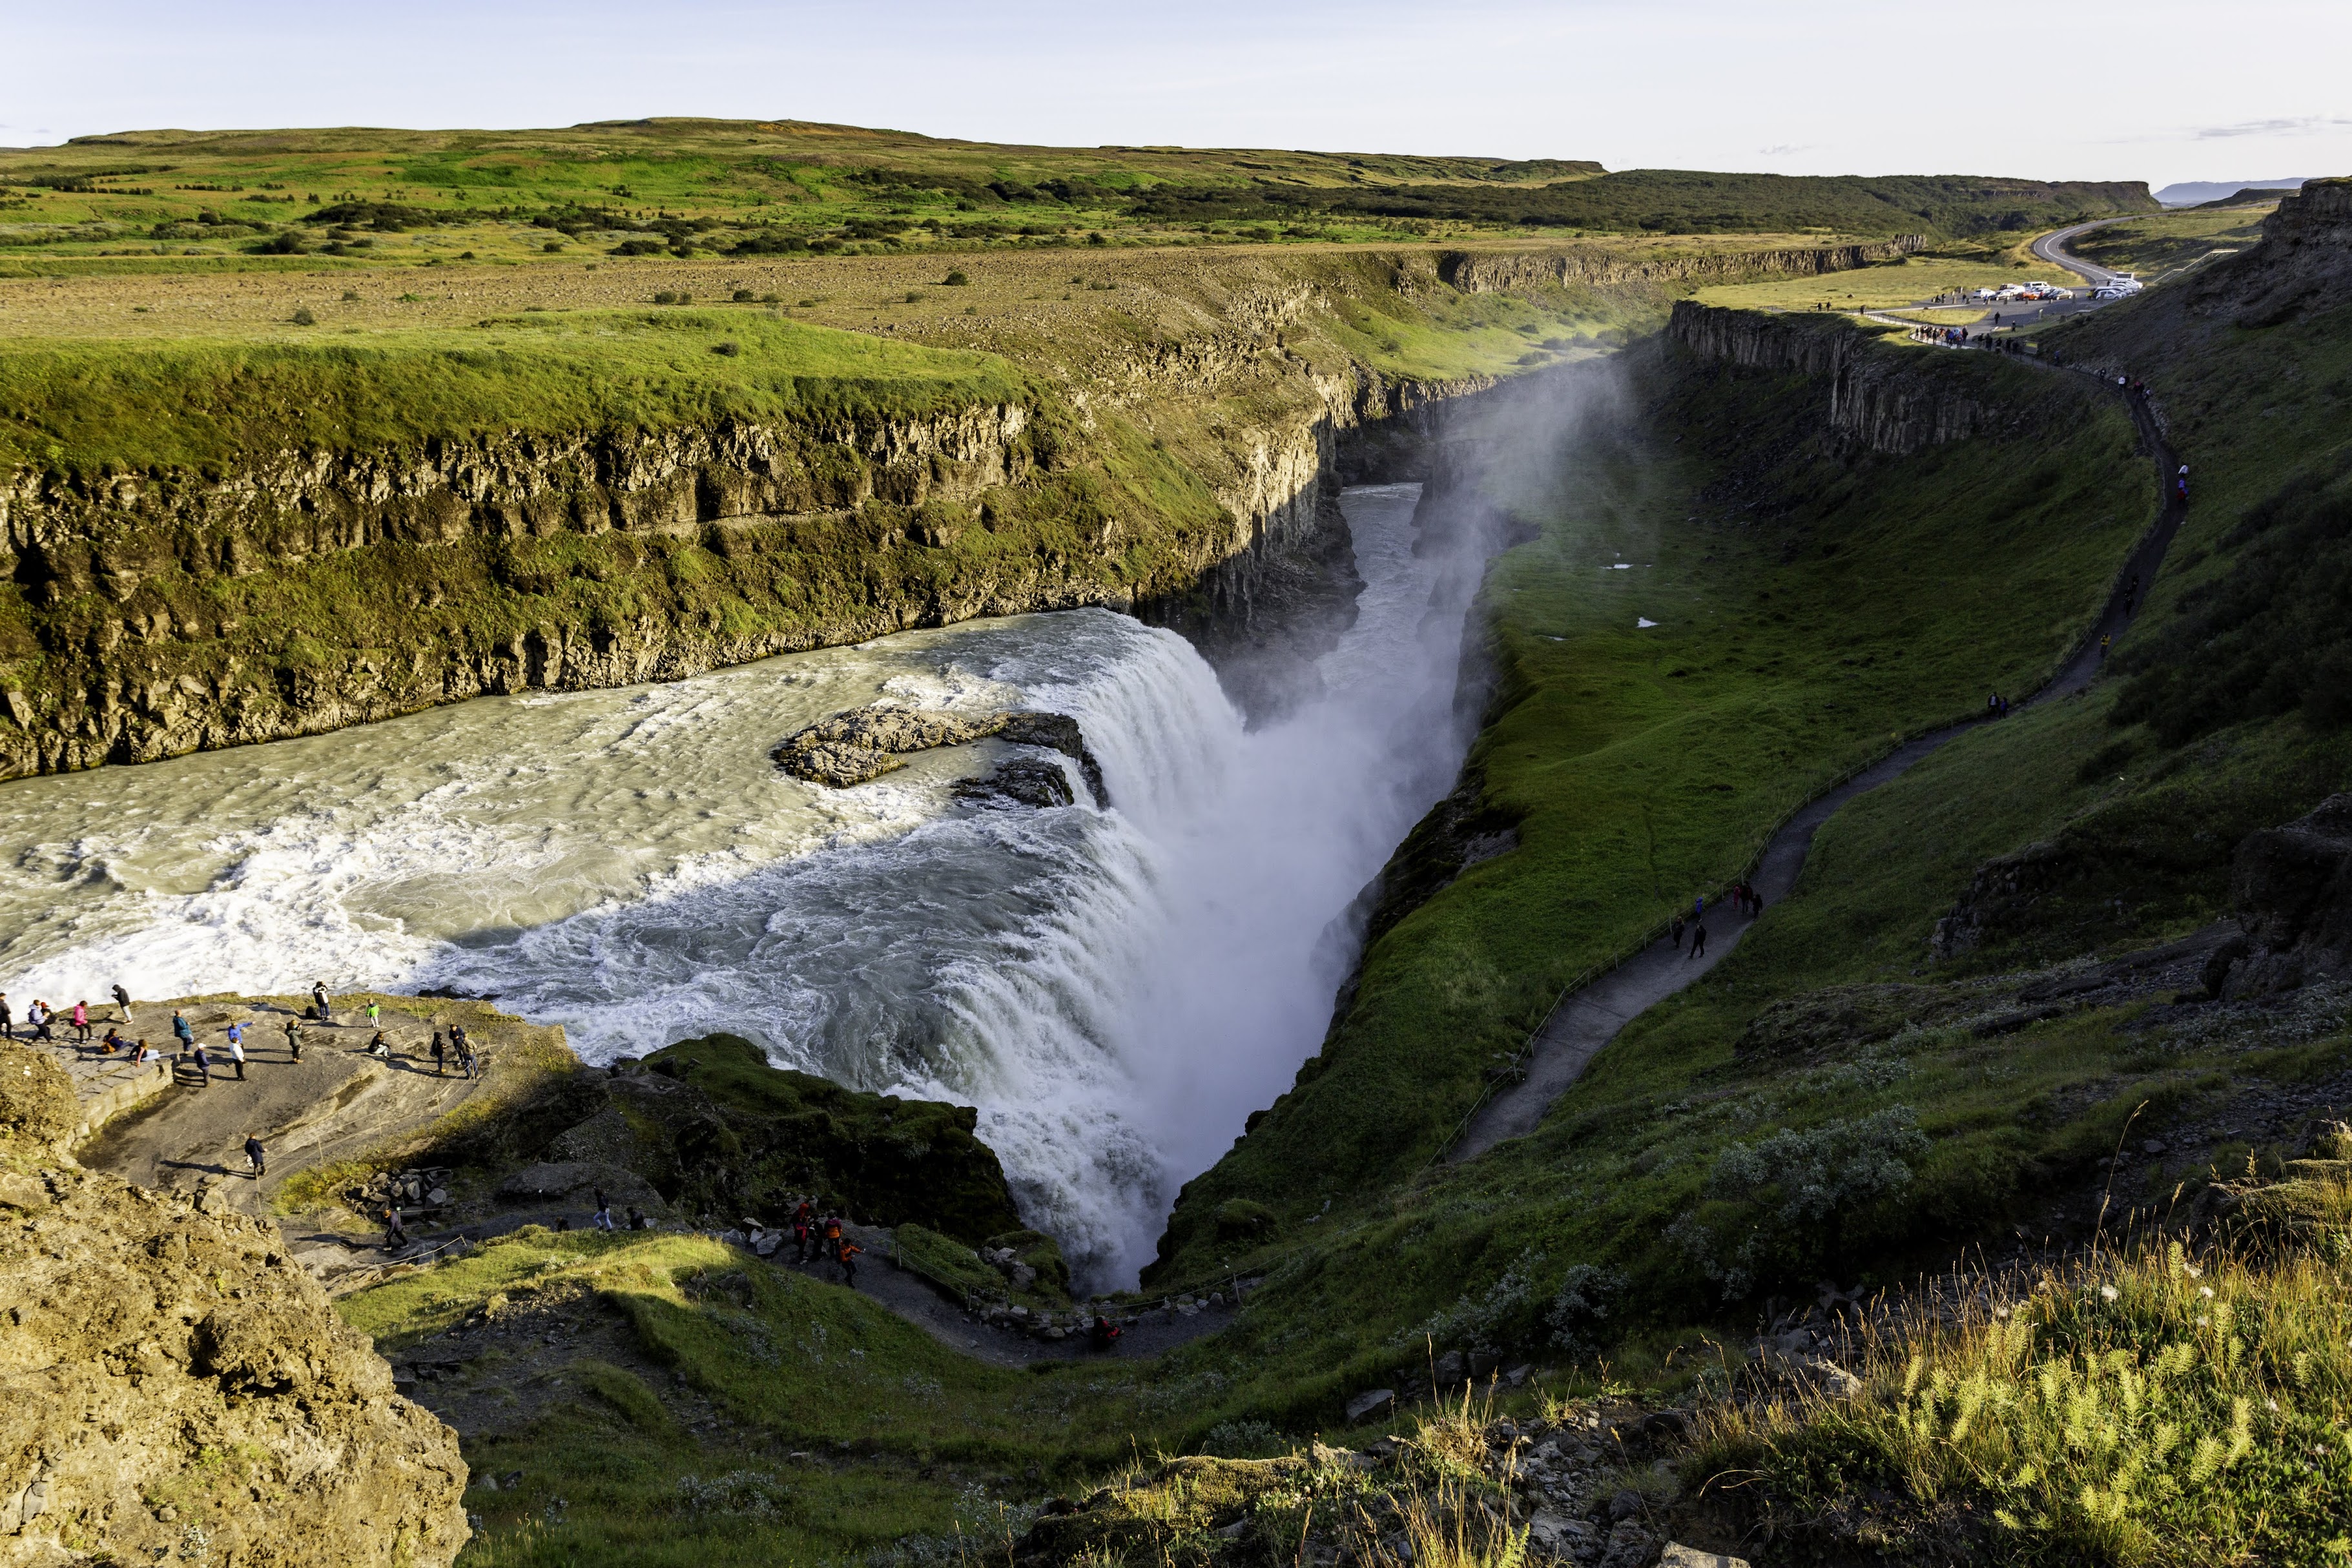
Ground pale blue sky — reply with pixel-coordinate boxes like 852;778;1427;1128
5;0;2346;188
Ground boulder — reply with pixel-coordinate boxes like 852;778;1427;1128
0;1043;468;1567
1660;1547;1752;1568
1344;1388;1396;1423
773;705;1106;804
2213;793;2352;998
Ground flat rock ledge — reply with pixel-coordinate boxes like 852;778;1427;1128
773;705;1108;805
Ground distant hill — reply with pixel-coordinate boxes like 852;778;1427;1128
2154;177;2310;207
0;118;2156;260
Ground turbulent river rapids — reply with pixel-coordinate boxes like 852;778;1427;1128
0;484;1479;1285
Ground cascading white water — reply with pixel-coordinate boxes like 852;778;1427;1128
0;482;1477;1286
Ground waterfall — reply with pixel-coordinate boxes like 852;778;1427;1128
0;484;1478;1288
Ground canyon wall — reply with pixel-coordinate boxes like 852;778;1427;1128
1667;300;2016;454
1440;234;1926;294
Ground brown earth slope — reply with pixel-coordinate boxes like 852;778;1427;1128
0;1040;469;1567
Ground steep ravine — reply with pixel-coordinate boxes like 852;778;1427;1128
0;236;1955;777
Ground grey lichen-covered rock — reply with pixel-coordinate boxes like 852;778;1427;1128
2210;792;2352;998
0;1044;469;1568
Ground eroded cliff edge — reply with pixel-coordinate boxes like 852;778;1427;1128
0;1042;470;1568
0;239;1929;776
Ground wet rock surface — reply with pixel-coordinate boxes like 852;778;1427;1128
773;704;1106;804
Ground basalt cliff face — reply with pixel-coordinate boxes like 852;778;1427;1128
1439;234;1926;294
1667;300;2015;455
0;1042;469;1568
0;236;1955;775
0;289;1477;770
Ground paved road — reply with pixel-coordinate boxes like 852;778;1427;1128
1449;380;2186;1162
2033;218;2134;289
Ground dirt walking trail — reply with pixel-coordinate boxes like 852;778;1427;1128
1450;377;2186;1162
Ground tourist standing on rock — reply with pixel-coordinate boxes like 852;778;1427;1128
366;1001;380;1029
312;983;333;1024
431;1032;447;1076
281;1016;304;1062
111;984;132;1024
70;1000;90;1044
0;993;10;1040
30;1000;53;1042
245;1135;265;1179
190;1043;211;1088
172;1010;194;1051
226;1030;246;1081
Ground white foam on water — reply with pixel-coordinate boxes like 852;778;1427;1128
0;482;1483;1287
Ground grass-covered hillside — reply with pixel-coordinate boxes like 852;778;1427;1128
1108;178;2352;1545
1153;328;2155;1276
0;118;2152;274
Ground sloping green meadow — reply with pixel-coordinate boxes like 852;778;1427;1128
0;309;1031;473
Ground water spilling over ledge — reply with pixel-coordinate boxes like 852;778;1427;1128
0;484;1479;1286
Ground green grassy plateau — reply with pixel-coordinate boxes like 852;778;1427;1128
0;119;2153;274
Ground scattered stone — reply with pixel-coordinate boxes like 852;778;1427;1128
1345;1388;1396;1423
1660;1546;1751;1568
1607;1487;1643;1521
1596;1520;1656;1568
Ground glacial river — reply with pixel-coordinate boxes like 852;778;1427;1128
0;483;1476;1284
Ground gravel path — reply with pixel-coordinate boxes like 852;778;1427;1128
1451;378;2185;1161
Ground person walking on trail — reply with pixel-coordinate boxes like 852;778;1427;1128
430;1032;447;1077
311;982;333;1024
111;984;132;1025
2099;634;2111;661
30;1001;54;1042
593;1190;615;1232
1688;923;1708;961
226;1030;247;1081
1670;914;1686;951
384;1203;407;1250
70;1000;90;1044
1693;894;1706;923
245;1135;265;1179
835;1236;863;1289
